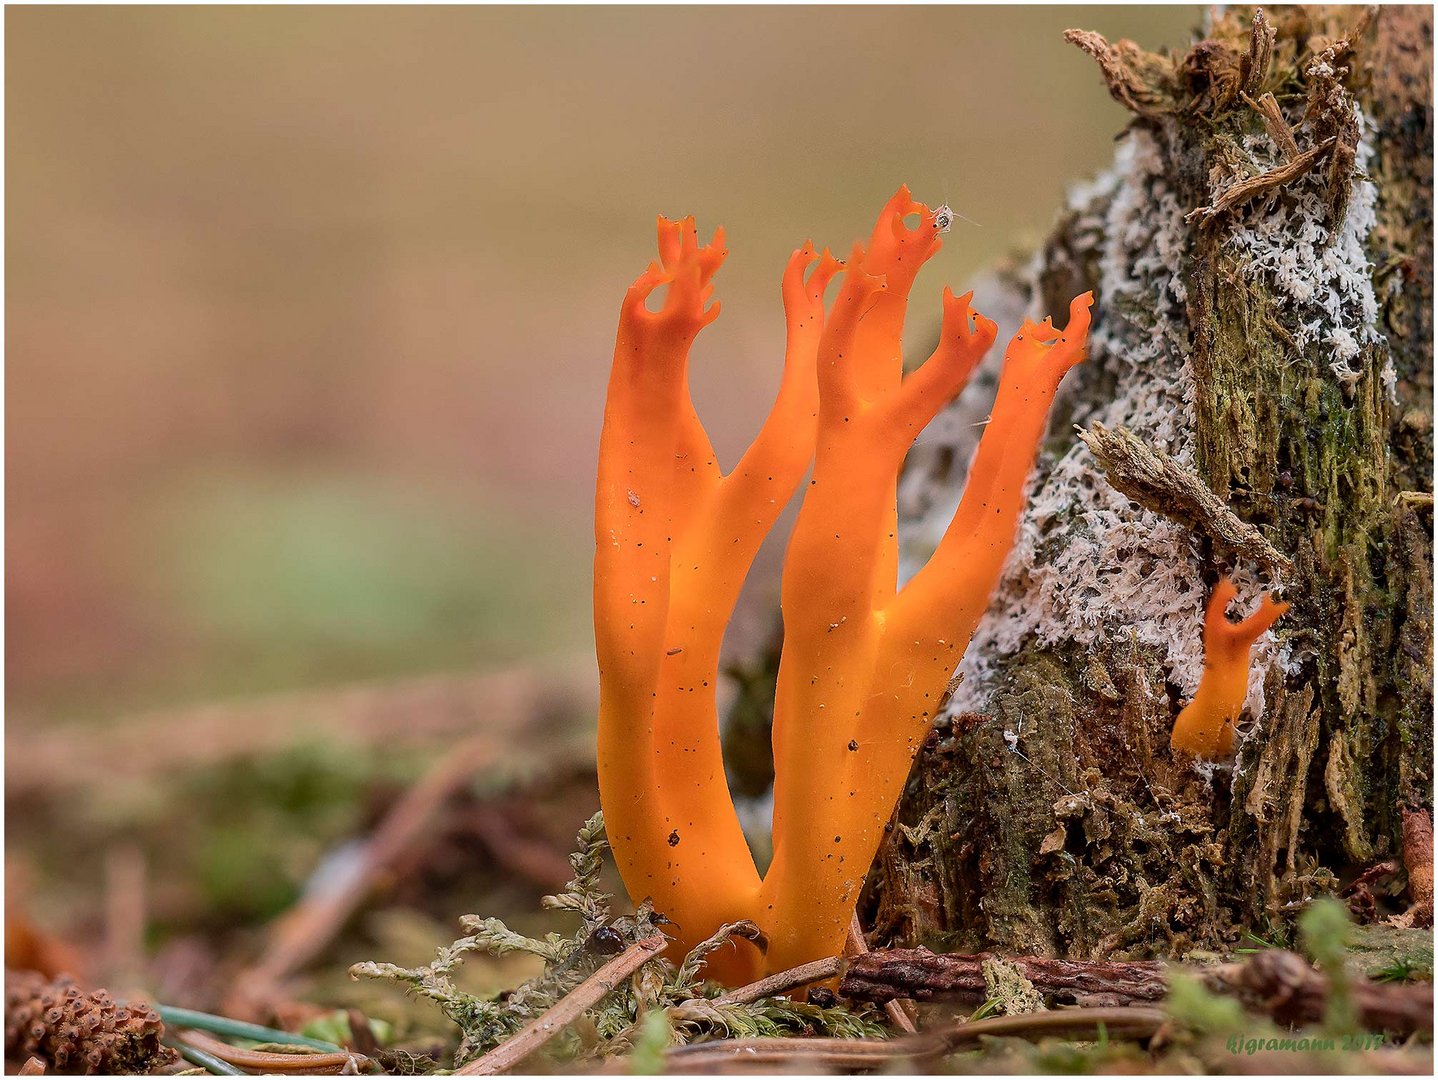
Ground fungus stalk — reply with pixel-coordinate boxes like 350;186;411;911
594;190;1093;981
1170;577;1288;759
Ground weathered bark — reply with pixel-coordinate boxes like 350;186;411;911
863;6;1433;957
838;947;1435;1037
841;949;1167;1007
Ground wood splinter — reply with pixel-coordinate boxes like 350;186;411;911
1186;136;1338;226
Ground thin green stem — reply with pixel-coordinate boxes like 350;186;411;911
157;1005;345;1053
164;1038;245;1076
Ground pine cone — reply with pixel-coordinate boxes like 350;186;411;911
5;970;177;1074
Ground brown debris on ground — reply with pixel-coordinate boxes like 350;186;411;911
4;972;176;1075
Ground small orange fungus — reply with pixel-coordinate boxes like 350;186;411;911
594;188;1093;982
1170;577;1288;760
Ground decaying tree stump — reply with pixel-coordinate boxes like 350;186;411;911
862;6;1433;957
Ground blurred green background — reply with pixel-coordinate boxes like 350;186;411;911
7;5;1201;725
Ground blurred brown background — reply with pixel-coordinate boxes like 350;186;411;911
7;5;1200;728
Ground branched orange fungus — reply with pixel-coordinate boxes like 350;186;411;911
594;189;1093;982
1170;577;1288;760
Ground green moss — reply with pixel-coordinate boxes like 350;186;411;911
352;813;890;1069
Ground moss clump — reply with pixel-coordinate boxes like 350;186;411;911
351;812;888;1069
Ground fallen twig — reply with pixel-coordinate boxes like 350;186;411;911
842;947;1166;1007
664;1035;899;1073
456;935;668;1075
1399;807;1434;927
465;803;574;890
1206;950;1434;1035
345;1009;383;1059
846;911;918;1033
843;946;1434;1038
915;1005;1166;1058
179;1030;369;1074
606;953;855;1054
709;956;845;1007
661;1005;1165;1072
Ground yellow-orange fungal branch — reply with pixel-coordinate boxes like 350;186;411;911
762;289;1092;974
596;216;838;981
1170;577;1288;760
594;191;1094;982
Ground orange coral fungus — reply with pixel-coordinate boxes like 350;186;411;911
594;188;1093;982
1170;577;1288;760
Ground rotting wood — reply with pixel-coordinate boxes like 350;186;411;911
842;948;1166;1007
1185;136;1337;226
841;946;1434;1037
1242;91;1300;160
1241;8;1276;96
1061;29;1173;119
858;3;1433;960
846;910;919;1033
